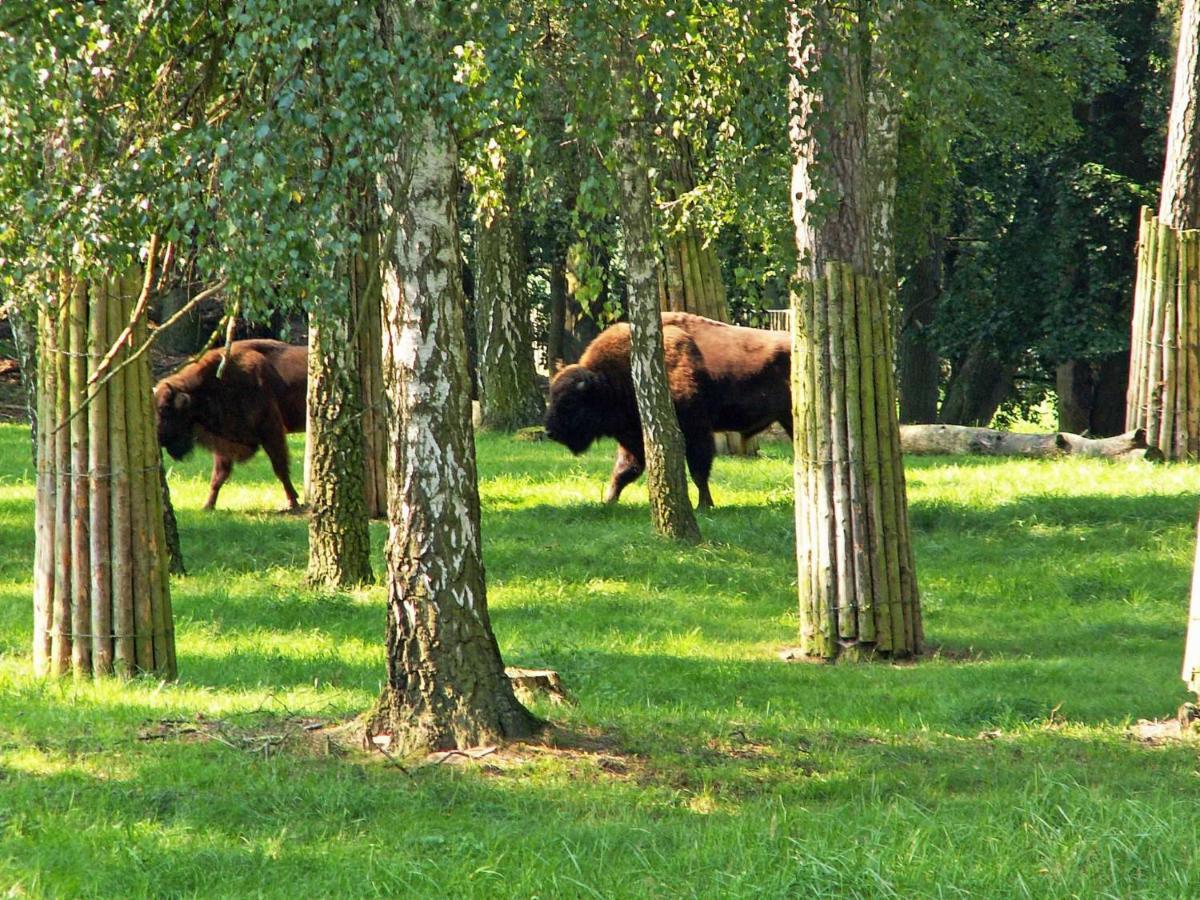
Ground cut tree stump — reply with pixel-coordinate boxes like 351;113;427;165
505;667;573;705
899;425;1164;462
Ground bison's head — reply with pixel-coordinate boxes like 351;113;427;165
154;382;197;461
545;365;607;455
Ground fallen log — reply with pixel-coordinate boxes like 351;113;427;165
899;424;1164;462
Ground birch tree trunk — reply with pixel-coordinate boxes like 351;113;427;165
788;1;921;660
475;164;544;431
614;123;701;543
33;267;175;678
306;296;373;588
370;101;537;754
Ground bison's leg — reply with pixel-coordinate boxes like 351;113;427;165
684;429;716;509
604;444;645;504
262;426;302;511
203;454;234;510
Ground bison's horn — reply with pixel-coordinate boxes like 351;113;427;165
172;391;191;411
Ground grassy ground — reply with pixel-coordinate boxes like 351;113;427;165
3;421;1200;896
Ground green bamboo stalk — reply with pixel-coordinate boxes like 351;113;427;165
813;273;836;657
826;263;856;640
793;279;821;655
51;281;72;676
1175;231;1191;459
108;278;135;676
1146;220;1171;445
878;276;921;652
134;288;173;677
1128;207;1155;432
88;277;113;675
122;278;155;672
1162;225;1180;454
1187;231;1200;457
854;264;890;651
33;301;58;675
845;270;874;643
869;273;903;653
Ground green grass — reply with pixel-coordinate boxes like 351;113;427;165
3;422;1200;897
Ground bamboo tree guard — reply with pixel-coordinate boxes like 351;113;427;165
33;272;176;679
793;261;921;658
1126;207;1200;459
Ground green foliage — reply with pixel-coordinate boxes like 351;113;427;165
0;1;407;319
4;424;1200;892
857;0;1176;423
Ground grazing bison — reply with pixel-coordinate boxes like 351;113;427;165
154;339;307;511
544;312;791;507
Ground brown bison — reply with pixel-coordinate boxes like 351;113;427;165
154;339;307;511
544;312;791;507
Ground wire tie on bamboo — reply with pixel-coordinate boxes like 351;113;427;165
50;628;175;640
40;462;163;479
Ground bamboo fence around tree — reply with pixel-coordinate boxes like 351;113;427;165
792;261;921;658
32;272;176;679
1126;206;1200;459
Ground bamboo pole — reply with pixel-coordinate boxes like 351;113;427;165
855;264;890;651
108;277;135;676
797;279;824;656
845;270;874;643
878;277;921;651
135;291;171;676
51;281;71;676
1162;224;1180;453
826;264;855;640
123;279;155;672
33;301;58;675
813;274;836;656
869;273;903;653
1147;221;1172;444
1188;231;1200;457
1128;208;1155;432
69;277;92;676
1175;232;1192;459
89;277;113;675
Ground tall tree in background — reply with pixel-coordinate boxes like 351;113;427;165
612;39;702;542
789;1;921;659
474;163;545;430
370;1;538;754
1127;0;1200;458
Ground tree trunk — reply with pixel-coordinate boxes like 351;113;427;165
371;99;537;754
614;123;702;542
788;1;921;660
34;267;175;678
547;251;568;370
898;242;941;424
160;463;185;576
306;299;373;588
938;344;1014;427
1129;1;1200;459
474;164;544;431
351;183;388;520
899;424;1161;460
1160;0;1200;232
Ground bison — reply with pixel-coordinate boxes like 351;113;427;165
544;312;791;507
154;339;307;511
